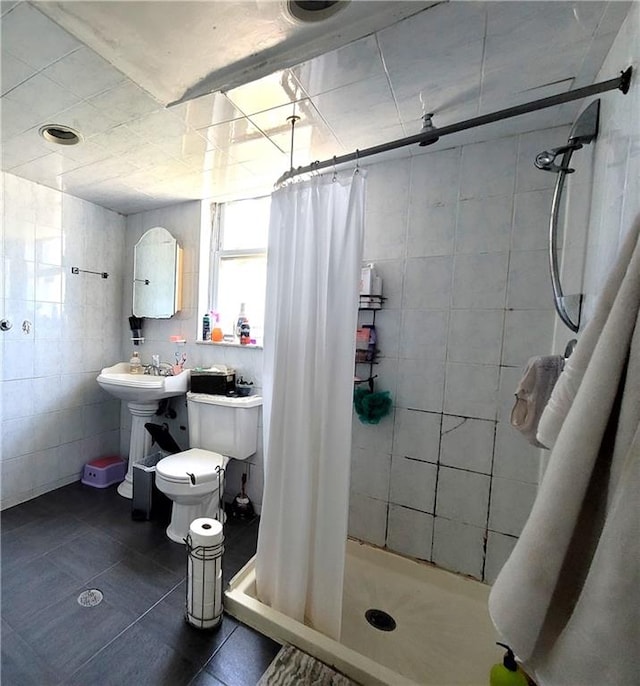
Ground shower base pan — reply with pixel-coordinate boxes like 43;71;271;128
225;539;499;685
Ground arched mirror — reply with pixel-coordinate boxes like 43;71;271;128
133;227;183;318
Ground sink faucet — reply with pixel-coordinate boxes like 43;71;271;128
143;355;174;376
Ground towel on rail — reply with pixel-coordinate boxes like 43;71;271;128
510;355;564;448
489;213;640;686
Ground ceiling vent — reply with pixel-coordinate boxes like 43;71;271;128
286;0;347;23
39;125;82;146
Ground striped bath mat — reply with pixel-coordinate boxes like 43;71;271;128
257;644;358;685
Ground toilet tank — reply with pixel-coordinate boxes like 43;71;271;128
186;392;262;459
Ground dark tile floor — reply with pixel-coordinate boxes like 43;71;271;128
1;482;281;686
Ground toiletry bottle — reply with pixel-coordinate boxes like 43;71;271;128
366;324;377;362
202;312;211;341
489;643;529;686
211;311;223;342
235;303;247;341
129;351;142;374
240;320;251;345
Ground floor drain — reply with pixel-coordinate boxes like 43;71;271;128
365;608;396;632
77;589;103;607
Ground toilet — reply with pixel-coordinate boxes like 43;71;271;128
155;391;262;543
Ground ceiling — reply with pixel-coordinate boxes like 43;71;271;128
0;1;630;215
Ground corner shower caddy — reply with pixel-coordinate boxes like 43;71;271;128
355;295;384;392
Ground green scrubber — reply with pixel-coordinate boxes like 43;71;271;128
354;387;393;424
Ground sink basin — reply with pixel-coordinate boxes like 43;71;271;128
97;362;190;402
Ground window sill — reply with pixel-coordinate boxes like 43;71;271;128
196;340;263;350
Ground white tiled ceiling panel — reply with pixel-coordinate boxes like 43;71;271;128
0;1;632;214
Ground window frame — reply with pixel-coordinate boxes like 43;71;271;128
208;198;269;340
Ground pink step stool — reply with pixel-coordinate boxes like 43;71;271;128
82;456;127;488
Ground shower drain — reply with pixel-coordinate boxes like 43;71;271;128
365;608;396;632
77;589;103;607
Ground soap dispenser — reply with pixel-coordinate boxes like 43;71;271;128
489;643;529;686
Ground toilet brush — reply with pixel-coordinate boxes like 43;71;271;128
231;473;254;520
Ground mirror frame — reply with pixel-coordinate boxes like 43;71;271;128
133;227;183;319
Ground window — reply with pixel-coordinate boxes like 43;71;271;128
210;195;270;344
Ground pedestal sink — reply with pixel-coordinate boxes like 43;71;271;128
97;363;190;498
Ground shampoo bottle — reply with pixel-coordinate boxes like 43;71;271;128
489;643;529;686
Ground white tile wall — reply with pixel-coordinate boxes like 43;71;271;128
440;415;494;474
501;308;555;368
432;517;485;579
511;189;554;251
484;531;518;584
452;252;509;309
389;456;437;512
444;362;500;421
386;504;433;560
345;122;605;581
349;492;388;547
399;309;449;362
455;195;512;254
459;137;517;200
506;249;552;310
352;410;394;455
1;171;125;509
363;158;410;261
350;446;391;501
493;422;541;485
488;477;538;537
407;203;456;257
447;309;504;365
435;467;491;527
392;408;440;462
396;358;445;413
402;256;453;310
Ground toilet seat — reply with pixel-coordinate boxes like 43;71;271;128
156;448;226;485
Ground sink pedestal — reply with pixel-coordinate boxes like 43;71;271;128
117;400;160;499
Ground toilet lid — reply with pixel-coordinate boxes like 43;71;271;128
156;448;226;485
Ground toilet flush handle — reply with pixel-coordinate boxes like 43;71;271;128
186;472;196;485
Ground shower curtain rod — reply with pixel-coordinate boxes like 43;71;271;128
276;66;632;185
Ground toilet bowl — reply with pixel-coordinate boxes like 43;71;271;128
154;392;262;543
155;448;229;543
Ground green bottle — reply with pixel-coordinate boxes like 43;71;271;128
489;643;529;686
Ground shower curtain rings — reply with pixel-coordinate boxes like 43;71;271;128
332;156;337;182
355;149;360;174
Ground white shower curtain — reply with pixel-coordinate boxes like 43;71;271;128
255;171;365;640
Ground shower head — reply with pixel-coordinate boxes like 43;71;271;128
418;113;439;146
534;143;582;173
